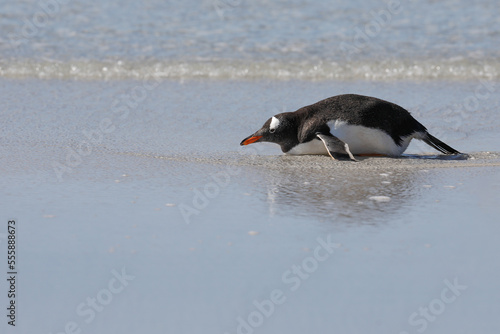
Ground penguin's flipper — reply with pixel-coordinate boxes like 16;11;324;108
316;133;357;161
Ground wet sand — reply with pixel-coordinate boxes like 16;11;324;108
1;78;499;334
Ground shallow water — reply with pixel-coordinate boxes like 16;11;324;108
1;78;500;333
2;0;500;332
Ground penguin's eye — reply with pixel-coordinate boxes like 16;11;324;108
270;128;276;133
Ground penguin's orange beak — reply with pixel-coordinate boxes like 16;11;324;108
240;135;263;146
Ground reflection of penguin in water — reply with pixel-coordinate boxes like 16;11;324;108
241;94;461;161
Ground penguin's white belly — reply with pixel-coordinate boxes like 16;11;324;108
328;120;412;156
287;138;328;155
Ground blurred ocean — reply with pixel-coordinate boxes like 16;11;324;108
1;0;499;80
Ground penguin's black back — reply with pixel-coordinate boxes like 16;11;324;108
296;94;427;145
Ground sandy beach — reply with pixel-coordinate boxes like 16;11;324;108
1;77;499;333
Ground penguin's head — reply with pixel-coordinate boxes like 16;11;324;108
240;114;294;149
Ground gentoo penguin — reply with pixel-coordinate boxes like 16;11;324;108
240;94;461;161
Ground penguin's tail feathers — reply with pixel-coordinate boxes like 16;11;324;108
420;132;461;155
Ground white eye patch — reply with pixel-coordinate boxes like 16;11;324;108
270;116;280;131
